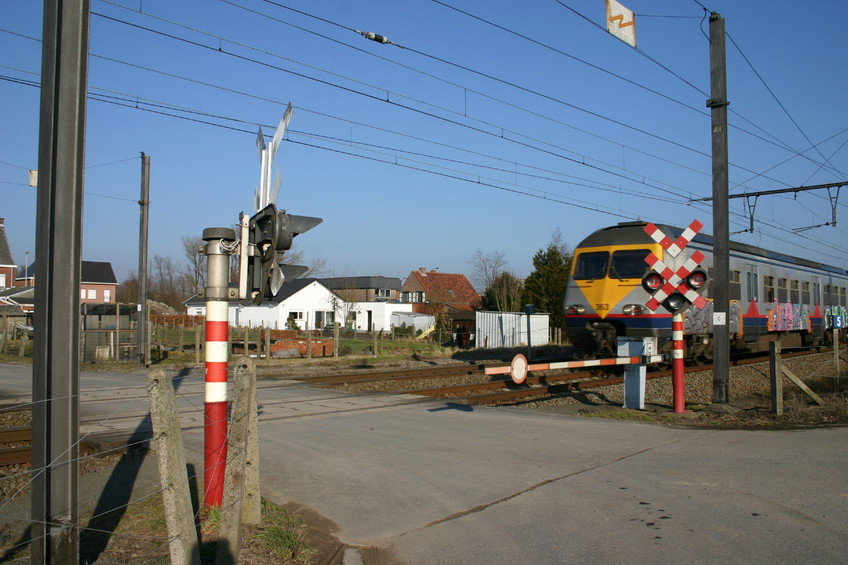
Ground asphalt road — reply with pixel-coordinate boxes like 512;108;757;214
2;363;846;564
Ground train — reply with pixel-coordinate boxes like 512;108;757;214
563;221;848;361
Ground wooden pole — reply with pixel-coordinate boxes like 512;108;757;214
770;341;783;415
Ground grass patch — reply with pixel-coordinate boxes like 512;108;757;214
254;500;316;564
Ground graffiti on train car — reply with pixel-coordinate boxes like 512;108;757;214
767;301;811;332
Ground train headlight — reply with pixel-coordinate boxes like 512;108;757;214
622;304;645;316
566;304;586;315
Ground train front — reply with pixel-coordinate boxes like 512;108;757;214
563;222;667;356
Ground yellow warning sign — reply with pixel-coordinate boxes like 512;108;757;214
606;0;636;48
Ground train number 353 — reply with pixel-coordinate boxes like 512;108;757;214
594;303;610;311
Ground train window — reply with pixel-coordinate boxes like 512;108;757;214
729;270;741;301
801;281;810;305
746;269;759;302
842;287;847;307
610;249;651;279
573;252;609;280
790;280;800;303
777;278;788;302
763;276;775;302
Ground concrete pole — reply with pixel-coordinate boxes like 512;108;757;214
31;1;89;562
708;12;731;403
672;312;685;413
138;152;150;366
202;227;236;509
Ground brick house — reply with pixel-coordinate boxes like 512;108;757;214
0;219;17;289
19;260;118;304
400;268;482;345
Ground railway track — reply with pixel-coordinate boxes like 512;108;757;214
302;349;818;406
0;348;824;468
0;421;31;467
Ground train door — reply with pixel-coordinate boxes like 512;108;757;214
812;276;822;308
746;264;759;305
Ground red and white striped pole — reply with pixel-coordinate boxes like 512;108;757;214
202;227;236;508
672;312;685;413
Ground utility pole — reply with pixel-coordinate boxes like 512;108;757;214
138;152;150;366
707;12;730;403
31;1;90;563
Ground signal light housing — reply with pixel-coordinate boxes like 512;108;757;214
687;269;707;290
642;272;663;292
239;203;322;304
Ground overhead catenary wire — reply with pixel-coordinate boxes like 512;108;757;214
94;1;836;199
1;4;845;264
1;53;846;262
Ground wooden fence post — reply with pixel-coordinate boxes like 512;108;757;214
195;323;201;364
307;320;312;360
147;368;201;565
770;341;783;415
265;327;271;365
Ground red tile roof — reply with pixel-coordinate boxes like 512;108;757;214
406;270;481;309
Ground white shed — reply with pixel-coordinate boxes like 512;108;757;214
475;311;550;349
345;301;415;333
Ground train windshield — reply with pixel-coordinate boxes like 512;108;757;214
573;251;609;280
610;249;650;279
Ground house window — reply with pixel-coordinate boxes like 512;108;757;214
88;289;97;299
315;311;335;328
0;274;5;288
104;289;111;303
81;289;86;299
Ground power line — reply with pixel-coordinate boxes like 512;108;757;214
548;0;847;180
3;67;844;263
84;6;839;201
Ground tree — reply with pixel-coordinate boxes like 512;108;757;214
471;249;523;312
523;229;573;330
482;272;524;312
181;235;206;293
117;271;139;304
469;249;507;292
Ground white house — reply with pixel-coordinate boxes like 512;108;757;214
185;279;429;333
186;279;342;329
344;301;418;333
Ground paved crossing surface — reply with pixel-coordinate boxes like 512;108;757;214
3;363;846;564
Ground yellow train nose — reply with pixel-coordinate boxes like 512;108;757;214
576;278;639;319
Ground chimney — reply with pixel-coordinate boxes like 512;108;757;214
419;267;427;275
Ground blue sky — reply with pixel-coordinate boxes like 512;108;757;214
2;0;847;288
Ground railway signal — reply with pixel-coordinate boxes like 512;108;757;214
642;221;708;314
642;221;708;414
239;203;322;304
